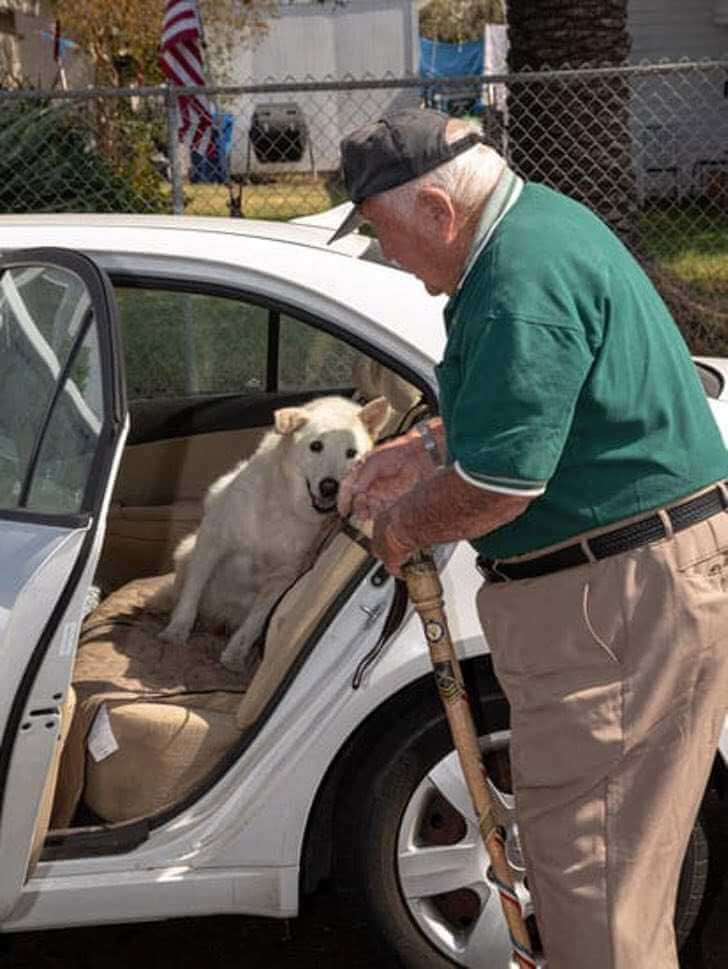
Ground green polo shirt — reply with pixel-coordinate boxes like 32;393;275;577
436;172;728;559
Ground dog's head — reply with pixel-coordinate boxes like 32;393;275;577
274;395;390;515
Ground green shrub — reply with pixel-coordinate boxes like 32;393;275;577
0;96;167;213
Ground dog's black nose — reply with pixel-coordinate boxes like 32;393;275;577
319;478;339;499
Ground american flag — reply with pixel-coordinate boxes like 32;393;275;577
159;0;214;156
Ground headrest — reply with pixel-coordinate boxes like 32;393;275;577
352;357;421;417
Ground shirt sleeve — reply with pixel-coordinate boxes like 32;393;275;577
447;315;594;496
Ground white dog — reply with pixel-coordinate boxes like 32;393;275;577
159;395;390;673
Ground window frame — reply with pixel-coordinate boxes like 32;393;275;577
110;273;431;399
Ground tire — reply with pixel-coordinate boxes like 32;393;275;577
675;810;709;949
334;675;709;968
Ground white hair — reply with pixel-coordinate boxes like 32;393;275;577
378;118;504;218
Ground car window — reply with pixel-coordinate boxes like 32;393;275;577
115;288;269;400
0;265;102;514
278;313;360;391
25;321;104;514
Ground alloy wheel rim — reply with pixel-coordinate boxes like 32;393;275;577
396;730;534;967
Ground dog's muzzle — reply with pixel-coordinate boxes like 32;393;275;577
307;477;339;514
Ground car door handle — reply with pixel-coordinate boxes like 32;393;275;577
358;602;384;627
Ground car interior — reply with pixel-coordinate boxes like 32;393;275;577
40;279;433;858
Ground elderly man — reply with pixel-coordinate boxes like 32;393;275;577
333;108;728;969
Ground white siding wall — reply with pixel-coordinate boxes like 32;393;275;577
628;0;728;199
226;0;419;173
629;0;728;61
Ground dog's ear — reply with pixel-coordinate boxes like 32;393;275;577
359;396;391;440
274;407;309;436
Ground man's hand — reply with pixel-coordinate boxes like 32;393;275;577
371;505;418;578
338;432;437;522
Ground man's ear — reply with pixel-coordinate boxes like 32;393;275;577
416;186;458;241
274;407;309;436
359;396;391;440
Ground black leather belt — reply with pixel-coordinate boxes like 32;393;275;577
477;485;728;583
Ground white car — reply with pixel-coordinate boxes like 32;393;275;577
0;215;726;968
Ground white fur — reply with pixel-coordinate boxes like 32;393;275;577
158;395;390;673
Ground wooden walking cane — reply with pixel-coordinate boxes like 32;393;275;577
402;550;539;969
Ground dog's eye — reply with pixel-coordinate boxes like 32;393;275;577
309;440;324;453
346;448;357;459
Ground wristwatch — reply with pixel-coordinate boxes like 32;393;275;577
413;420;442;467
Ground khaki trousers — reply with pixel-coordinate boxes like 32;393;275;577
476;508;728;969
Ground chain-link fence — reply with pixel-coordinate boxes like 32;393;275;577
1;59;727;352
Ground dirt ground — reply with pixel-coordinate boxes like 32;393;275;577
2;794;727;969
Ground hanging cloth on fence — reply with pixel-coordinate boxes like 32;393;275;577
484;24;508;113
419;37;485;115
419;37;485;79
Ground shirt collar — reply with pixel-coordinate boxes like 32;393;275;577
455;164;523;293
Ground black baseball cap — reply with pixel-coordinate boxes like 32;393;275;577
328;108;482;244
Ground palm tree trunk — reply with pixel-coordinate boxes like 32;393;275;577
506;0;638;243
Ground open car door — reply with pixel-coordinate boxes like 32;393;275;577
0;249;127;920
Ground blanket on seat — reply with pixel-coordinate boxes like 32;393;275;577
51;574;255;828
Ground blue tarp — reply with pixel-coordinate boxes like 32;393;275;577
419;37;485;115
419;37;484;79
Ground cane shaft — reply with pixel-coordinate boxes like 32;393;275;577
403;555;535;968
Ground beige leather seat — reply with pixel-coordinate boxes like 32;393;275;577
51;527;368;826
351;357;422;436
50;360;422;828
98;425;265;590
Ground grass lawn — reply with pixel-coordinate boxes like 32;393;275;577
641;205;728;295
640;204;728;354
164;178;337;222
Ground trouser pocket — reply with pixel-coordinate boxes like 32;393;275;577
476;559;626;790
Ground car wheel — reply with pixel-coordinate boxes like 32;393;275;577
675;805;709;948
336;679;709;967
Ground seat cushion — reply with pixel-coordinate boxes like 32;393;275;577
51;575;253;827
83;699;243;823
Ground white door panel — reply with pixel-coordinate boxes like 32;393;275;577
0;504;126;920
0;249;126;921
0;524;87;724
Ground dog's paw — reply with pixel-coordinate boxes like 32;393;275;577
159;621;191;646
220;641;246;672
220;640;258;675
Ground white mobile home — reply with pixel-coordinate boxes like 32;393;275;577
628;0;728;199
227;0;420;174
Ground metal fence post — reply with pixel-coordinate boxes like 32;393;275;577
165;86;184;215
